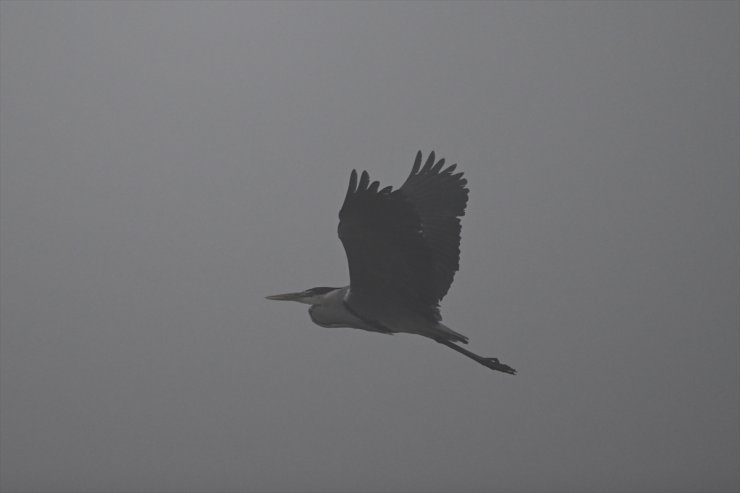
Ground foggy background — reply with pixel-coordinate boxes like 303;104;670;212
1;2;738;492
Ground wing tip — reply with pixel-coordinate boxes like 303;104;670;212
417;151;460;176
411;150;423;175
349;169;358;192
422;151;436;173
359;170;370;190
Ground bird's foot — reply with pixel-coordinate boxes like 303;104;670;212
480;357;517;375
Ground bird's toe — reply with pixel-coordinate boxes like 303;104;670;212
481;357;516;375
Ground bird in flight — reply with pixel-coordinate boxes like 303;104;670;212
267;151;516;375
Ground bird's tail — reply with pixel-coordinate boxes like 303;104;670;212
436;323;469;344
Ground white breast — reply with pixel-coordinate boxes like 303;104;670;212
309;302;358;328
307;286;371;329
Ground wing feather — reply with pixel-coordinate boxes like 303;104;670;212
337;151;469;324
399;151;469;302
338;168;439;322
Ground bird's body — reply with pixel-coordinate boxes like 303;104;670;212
303;285;467;341
267;151;516;374
306;287;372;330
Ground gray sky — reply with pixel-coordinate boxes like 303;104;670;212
1;1;738;492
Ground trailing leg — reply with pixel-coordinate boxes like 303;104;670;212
436;338;517;375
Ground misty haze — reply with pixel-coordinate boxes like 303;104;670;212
1;2;738;492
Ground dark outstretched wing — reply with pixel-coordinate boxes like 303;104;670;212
338;168;440;322
337;151;468;324
399;151;469;302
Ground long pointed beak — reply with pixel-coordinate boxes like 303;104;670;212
265;291;305;301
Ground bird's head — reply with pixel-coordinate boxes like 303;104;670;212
265;286;337;305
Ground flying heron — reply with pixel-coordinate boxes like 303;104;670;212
267;151;516;375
